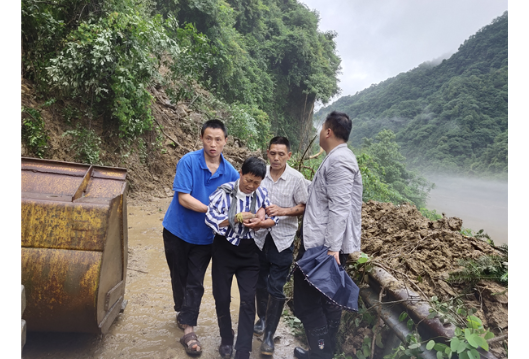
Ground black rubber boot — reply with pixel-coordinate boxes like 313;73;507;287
327;318;341;356
234;350;250;359
260;295;286;355
293;346;309;359
293;326;332;359
253;289;268;336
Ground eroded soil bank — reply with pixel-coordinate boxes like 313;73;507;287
22;197;302;359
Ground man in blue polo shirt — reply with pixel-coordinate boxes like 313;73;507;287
162;119;239;356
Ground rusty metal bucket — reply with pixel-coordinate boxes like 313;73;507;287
21;157;128;334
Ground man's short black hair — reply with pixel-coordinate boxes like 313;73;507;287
324;111;352;142
241;156;266;179
201;119;228;138
268;136;291;151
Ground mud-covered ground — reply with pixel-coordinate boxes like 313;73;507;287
22;197;302;359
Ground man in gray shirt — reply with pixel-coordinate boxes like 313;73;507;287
251;136;308;356
293;111;363;359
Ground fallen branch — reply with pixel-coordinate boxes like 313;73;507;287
487;333;507;344
152;117;192;153
309;146;324;159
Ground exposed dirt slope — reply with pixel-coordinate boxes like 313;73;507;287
21;78;261;203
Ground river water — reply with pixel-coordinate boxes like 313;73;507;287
22;197;301;359
425;174;508;245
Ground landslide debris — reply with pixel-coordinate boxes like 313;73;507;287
350;200;507;357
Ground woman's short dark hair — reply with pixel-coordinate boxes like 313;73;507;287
241;156;266;179
201;119;228;138
268;136;290;151
324;111;352;142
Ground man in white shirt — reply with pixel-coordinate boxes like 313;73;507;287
252;136;309;356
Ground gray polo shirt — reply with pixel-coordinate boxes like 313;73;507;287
302;143;363;253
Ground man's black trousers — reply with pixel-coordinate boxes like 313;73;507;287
293;243;346;330
257;233;294;299
163;228;212;326
212;234;259;353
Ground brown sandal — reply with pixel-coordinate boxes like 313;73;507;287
180;332;202;356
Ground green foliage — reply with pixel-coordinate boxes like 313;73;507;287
46;7;179;140
282;308;305;339
24;0;341;153
448;253;508;287
419;207;442;221
315;12;508;176
347;253;374;285
426;315;495;359
225;103;272;151
359;130;433;208
428;295;476;327
169;0;340;149
62;125;102;164
22;106;49;158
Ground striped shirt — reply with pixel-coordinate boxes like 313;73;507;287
254;164;309;252
205;181;278;246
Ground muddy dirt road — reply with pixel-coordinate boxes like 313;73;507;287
22;197;301;359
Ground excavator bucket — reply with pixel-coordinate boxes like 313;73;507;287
21;157;128;334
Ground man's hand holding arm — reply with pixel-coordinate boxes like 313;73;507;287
265;203;305;217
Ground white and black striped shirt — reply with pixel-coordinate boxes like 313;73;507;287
205;181;278;246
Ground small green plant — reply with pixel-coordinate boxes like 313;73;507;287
22;106;49;158
419;207;442;221
460;227;474;236
62;105;82;125
355;336;377;359
282;309;305;340
448;254;508;286
62;125;102;164
428;296;476;327
348;252;374;285
138;138;148;164
426;315;494;359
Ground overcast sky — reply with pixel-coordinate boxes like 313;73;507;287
300;0;508;106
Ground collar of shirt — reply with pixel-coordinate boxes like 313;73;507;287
198;148;226;179
236;188;254;202
265;163;291;183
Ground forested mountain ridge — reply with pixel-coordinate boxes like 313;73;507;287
315;11;508;176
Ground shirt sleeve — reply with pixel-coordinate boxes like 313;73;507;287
293;175;309;205
260;187;279;225
205;188;229;235
173;155;193;194
324;156;359;252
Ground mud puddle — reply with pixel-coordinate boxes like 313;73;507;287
22;197;301;359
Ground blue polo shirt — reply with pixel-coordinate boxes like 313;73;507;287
163;149;239;245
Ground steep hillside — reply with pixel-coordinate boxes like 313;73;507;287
315;12;508;176
21;77;261;202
